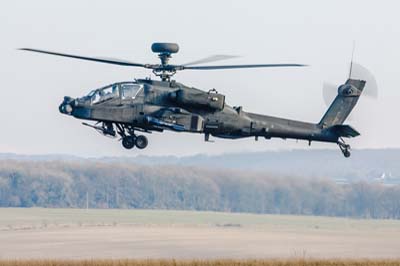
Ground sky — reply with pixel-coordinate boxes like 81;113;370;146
0;0;399;157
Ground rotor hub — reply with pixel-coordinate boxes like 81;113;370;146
151;43;180;81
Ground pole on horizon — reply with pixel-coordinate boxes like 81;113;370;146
86;191;89;210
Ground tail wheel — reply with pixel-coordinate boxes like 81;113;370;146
122;136;135;149
135;135;148;149
338;138;351;158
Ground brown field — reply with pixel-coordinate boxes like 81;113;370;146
1;259;400;266
0;208;399;260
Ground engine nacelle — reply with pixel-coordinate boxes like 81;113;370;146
173;89;225;111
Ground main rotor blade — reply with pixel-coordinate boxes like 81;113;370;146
183;64;307;70
19;48;147;67
183;55;240;66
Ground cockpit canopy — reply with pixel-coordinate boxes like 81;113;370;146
86;82;143;104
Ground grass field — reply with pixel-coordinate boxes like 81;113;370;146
1;259;400;266
0;208;399;260
1;208;400;231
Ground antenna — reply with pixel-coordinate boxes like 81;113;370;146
349;41;356;79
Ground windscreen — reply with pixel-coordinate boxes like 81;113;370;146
120;83;142;100
91;84;119;104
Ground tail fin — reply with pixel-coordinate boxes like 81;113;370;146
319;79;366;127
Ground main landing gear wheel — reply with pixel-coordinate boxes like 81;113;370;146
122;136;135;149
135;135;148;149
338;138;351;158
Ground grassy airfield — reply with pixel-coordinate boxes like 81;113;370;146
0;208;399;261
1;208;400;230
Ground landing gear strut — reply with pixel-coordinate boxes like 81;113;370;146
337;138;351;158
83;121;149;150
115;123;149;150
122;134;148;150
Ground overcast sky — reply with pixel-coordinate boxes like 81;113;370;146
0;0;399;157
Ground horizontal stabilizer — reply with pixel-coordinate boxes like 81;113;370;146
329;125;360;138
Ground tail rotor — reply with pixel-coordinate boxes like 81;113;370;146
322;63;378;109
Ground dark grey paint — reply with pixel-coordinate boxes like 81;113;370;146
57;77;365;157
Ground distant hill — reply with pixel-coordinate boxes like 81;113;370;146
1;149;399;182
124;149;400;182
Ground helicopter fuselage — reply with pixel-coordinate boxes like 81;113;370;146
59;78;346;148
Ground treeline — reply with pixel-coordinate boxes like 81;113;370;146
0;160;399;219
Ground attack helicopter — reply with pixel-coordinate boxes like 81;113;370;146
20;43;367;157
